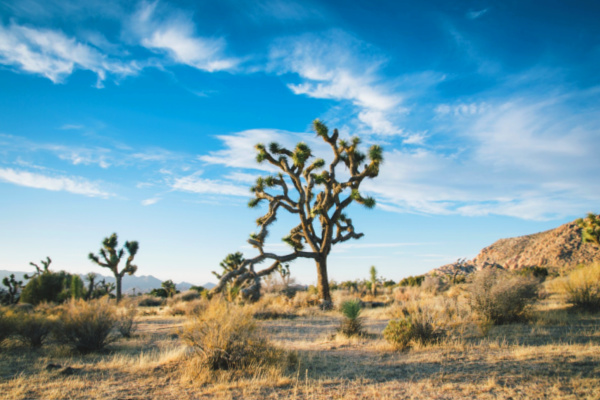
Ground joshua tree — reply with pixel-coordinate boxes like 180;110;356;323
88;233;139;303
84;273;97;300
369;265;378;297
577;213;600;248
25;257;52;279
211;120;382;308
2;274;23;304
161;280;177;298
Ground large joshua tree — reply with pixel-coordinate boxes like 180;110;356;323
211;120;382;308
88;233;139;303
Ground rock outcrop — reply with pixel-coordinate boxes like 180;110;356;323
433;220;600;277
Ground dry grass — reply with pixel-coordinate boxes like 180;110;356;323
1;290;600;399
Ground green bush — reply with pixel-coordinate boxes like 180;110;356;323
182;301;282;371
518;266;549;280
399;275;425;287
20;271;77;305
56;299;117;353
338;299;364;337
469;269;539;325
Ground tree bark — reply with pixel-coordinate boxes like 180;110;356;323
115;275;122;303
316;257;332;309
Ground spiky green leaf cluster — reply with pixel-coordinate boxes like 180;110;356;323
577;213;600;247
292;142;312;167
313;119;328;138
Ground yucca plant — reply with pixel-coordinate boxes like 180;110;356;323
339;299;364;336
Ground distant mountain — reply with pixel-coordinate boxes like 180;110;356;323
0;270;214;294
432;219;600;277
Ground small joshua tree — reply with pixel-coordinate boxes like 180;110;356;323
577;213;600;248
2;274;23;304
369;266;378;297
88;233;139;303
211;120;382;308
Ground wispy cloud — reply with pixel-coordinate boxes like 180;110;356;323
141;197;160;206
0;21;139;86
365;93;600;220
269;30;407;136
171;173;249;197
130;1;238;72
0;168;111;197
466;8;489;20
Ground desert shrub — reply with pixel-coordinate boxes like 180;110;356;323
518;266;549;280
553;264;600;311
399;275;425;287
0;309;15;345
338;299;363;337
13;312;55;348
383;315;443;350
115;306;137;338
181;301;283;371
421;276;445;294
292;291;319;308
468;269;539;325
138;295;165;307
149;288;168;298
55;298;117;353
176;290;201;302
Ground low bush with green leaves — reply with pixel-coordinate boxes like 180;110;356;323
468;268;539;325
55;298;117;353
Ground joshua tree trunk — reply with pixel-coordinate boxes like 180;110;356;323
115;275;122;303
316;257;332;308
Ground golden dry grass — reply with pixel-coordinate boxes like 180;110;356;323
1;291;600;399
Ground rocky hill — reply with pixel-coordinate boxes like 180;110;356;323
433;220;600;276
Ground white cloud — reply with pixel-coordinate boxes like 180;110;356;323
0;22;139;86
363;95;600;220
171;173;249;197
199;128;328;171
0;168;111;197
141;197;160;206
269;31;406;136
131;1;238;72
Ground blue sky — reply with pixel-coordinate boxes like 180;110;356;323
0;0;598;285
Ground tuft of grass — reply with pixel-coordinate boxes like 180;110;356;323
383;305;444;350
115;306;138;338
181;300;287;373
552;263;600;311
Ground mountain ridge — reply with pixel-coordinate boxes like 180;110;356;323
432;219;600;276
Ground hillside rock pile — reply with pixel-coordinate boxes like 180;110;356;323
433;220;600;277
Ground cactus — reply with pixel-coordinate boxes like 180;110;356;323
576;213;600;248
